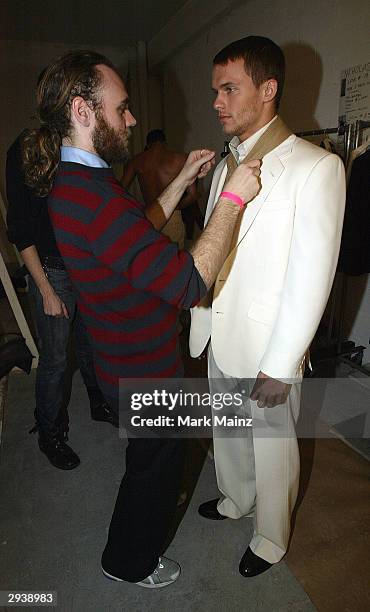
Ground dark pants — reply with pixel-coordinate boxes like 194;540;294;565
30;265;101;435
102;394;186;581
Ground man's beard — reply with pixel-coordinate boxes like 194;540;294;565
92;110;130;164
223;103;259;139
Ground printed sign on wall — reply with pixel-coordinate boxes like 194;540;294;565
339;61;370;144
339;61;370;123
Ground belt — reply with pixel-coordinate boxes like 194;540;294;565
41;255;66;270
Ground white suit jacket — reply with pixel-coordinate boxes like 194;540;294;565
189;135;346;380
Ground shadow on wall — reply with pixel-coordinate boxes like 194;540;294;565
163;68;213;212
342;273;370;340
280;41;323;133
163;68;191;152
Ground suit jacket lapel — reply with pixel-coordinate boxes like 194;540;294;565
204;160;227;225
236;152;285;245
214;136;295;290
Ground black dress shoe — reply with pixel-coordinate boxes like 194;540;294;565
38;432;80;470
90;400;119;428
239;547;272;577
198;498;227;520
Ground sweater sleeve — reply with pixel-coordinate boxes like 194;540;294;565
86;194;207;309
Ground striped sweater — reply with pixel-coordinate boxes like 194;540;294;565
48;162;206;399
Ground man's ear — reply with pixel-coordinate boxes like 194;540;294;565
262;79;278;104
70;96;93;128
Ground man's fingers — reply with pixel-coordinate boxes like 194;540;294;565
251;373;291;408
198;160;214;177
266;397;276;408
250;385;258;400
199;149;215;160
189;149;215;166
245;158;261;168
61;302;69;319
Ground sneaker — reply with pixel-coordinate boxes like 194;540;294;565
102;556;181;588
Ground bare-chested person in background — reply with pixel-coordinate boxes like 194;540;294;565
121;129;202;247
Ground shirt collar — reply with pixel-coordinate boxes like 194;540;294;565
61;146;109;168
229;115;277;163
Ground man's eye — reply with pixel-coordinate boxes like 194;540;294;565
226;87;235;93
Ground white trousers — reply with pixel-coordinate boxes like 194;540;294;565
208;345;301;563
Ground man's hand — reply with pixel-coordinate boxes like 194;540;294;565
152;149;214;230
223;159;261;205
42;287;69;318
250;371;291;408
180;149;216;186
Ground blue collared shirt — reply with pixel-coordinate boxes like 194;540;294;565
61;146;109;168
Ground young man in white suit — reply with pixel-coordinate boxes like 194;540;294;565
189;36;346;577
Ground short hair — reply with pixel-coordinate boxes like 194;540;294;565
146;129;166;146
213;36;285;109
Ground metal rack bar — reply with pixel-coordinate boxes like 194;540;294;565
298;120;370;377
296;126;344;137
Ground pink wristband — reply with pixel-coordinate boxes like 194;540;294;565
220;191;244;208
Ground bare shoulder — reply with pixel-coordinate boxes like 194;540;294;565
161;149;187;171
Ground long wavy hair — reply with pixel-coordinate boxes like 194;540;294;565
22;50;115;196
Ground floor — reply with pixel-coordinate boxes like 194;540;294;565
0;291;369;611
1;370;315;612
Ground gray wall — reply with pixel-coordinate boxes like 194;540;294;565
159;0;370;362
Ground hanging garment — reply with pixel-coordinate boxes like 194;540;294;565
338;148;370;275
320;137;337;153
346;142;369;184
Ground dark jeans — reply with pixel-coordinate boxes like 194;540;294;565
30;265;101;435
102;396;186;582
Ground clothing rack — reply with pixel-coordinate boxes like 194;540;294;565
296;126;345;137
336;118;370;375
353;119;370;148
298;120;370;376
296;123;356;165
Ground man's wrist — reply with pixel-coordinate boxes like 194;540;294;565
216;197;241;217
38;277;54;297
220;191;245;208
172;173;189;194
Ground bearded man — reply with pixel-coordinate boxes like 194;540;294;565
22;50;261;588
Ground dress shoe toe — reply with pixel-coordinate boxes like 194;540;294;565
239;547;272;577
198;498;227;520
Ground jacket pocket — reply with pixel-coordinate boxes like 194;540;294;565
247;300;277;325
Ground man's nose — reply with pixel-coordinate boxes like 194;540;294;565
213;93;223;111
126;110;137;127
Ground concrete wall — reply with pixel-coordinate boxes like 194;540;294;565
158;0;370;362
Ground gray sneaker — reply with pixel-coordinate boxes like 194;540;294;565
102;557;181;589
